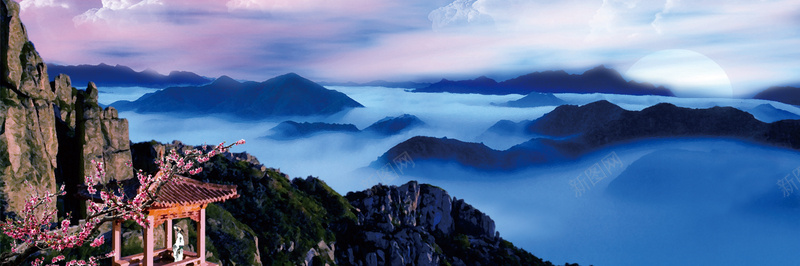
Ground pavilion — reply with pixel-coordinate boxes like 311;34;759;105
81;174;239;266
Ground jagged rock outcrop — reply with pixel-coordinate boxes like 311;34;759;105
1;0;132;219
1;0;59;217
338;181;549;266
76;82;132;183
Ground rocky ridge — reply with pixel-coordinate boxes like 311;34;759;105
1;0;131;220
338;181;550;265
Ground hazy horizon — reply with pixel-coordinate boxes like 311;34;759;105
18;0;800;97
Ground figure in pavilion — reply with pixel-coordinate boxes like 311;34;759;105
173;225;184;261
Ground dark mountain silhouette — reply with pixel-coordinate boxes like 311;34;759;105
265;114;425;140
415;65;674;96
526;100;627;137
374;101;800;170
363;114;426;135
370;136;508;170
47;63;210;87
486;120;529;135
112;73;364;119
494;92;566;107
266;121;360;140
415;76;499;94
320;80;431;89
753;86;800;106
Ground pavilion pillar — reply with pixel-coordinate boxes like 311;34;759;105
144;216;155;266
166;219;173;250
112;220;121;262
197;208;206;264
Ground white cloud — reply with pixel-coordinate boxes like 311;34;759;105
225;0;270;11
19;0;69;10
651;0;676;34
224;0;387;14
73;0;163;25
428;0;494;31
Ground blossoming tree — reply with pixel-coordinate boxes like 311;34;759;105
0;140;245;266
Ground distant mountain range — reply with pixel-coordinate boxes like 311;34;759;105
47;63;211;87
744;104;800;122
111;73;364;119
372;100;800;171
319;80;431;89
414;65;675;96
493;92;567;107
266;114;425;140
753;86;800;106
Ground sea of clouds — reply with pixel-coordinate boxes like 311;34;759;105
102;86;800;265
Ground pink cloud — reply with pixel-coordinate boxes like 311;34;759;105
15;0;800;95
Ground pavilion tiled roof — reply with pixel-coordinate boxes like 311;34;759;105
152;176;239;208
79;175;239;208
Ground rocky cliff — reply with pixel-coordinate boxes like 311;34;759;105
0;0;132;220
1;0;59;218
338;182;551;265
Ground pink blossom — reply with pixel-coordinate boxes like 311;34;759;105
2;139;245;263
90;235;104;247
189;168;203;175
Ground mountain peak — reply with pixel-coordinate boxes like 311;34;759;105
582;64;623;79
753;86;800;106
277;72;304;80
208;76;241;88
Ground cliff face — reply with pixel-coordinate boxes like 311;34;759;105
339;182;548;266
1;0;59;217
75;82;132;183
0;0;132;219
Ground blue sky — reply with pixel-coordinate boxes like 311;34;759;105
17;0;800;96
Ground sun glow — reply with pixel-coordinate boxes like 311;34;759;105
626;49;733;98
